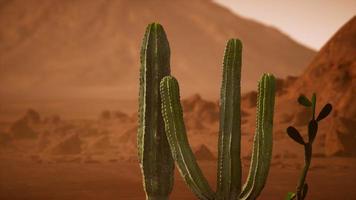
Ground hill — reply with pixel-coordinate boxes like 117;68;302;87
278;16;356;156
0;0;315;104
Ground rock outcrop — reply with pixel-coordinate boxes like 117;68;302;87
282;17;356;156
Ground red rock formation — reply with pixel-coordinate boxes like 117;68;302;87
283;17;356;156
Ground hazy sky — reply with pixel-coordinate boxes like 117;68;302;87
214;0;356;50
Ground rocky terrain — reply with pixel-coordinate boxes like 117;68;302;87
0;90;355;199
276;16;356;156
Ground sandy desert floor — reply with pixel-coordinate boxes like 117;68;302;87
0;93;355;200
1;154;355;200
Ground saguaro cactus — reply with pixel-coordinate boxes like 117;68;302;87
217;39;242;200
160;39;276;200
137;23;174;200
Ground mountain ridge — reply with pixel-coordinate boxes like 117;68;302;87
0;0;315;102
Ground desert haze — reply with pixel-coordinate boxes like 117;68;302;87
0;0;315;119
0;0;355;200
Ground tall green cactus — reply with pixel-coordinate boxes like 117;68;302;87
159;39;276;200
138;23;174;200
217;39;242;200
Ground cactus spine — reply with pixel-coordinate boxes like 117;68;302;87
160;39;276;200
138;23;174;200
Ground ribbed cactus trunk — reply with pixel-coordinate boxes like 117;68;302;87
137;23;174;200
216;39;242;200
239;74;275;200
160;76;216;200
159;38;276;200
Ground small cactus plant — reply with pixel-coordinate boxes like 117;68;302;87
285;93;332;200
160;39;276;199
137;23;174;200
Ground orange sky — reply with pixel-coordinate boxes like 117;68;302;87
214;0;356;50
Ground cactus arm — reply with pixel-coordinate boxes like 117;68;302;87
250;74;275;198
240;74;276;200
239;75;265;200
138;23;174;200
160;76;216;200
216;39;242;199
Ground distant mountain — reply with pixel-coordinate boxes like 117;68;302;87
280;16;356;156
0;0;315;102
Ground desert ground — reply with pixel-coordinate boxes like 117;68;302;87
0;93;355;200
1;145;355;200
